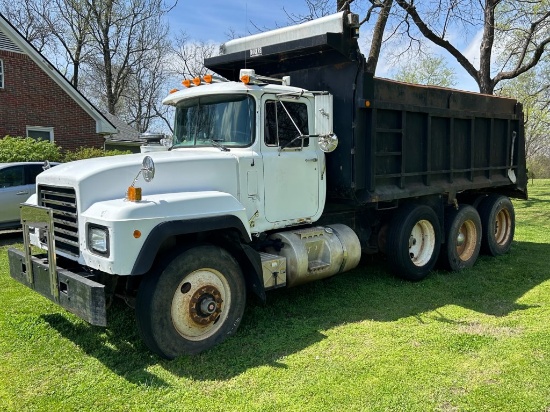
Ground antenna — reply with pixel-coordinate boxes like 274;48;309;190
244;2;248;69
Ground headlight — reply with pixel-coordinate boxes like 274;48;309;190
88;225;110;256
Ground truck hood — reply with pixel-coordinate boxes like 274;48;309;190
36;149;240;212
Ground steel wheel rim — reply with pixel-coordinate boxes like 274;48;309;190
171;268;231;341
456;219;477;261
494;208;512;245
409;219;436;267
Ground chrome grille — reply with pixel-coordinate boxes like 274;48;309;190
38;185;79;256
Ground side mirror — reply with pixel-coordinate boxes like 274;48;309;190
318;134;338;153
315;94;336;152
141;155;155;182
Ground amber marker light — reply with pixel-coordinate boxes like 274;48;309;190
240;74;250;84
169;88;179;94
193;77;201;86
133;230;142;239
203;74;212;83
182;79;191;88
127;186;142;202
365;100;371;108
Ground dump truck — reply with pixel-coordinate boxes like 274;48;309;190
8;11;527;359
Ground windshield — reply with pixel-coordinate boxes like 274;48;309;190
173;94;255;148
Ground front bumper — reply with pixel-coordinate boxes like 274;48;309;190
8;249;107;326
8;204;106;326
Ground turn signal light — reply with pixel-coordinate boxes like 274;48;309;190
127;186;142;202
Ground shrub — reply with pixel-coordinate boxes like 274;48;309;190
63;147;132;162
0;136;63;162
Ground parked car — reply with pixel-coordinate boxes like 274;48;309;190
0;162;57;230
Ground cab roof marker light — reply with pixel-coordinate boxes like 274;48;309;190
193;77;201;86
182;79;191;88
169;88;179;94
203;74;213;83
238;68;291;86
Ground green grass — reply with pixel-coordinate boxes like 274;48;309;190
2;180;550;411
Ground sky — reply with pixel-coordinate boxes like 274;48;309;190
166;1;481;92
167;0;307;43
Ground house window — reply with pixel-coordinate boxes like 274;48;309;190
26;126;54;142
0;59;4;89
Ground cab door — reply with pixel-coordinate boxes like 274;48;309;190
261;95;322;223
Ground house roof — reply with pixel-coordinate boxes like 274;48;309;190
0;13;117;135
102;112;143;143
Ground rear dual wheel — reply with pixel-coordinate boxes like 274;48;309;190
387;204;442;281
478;195;515;256
440;205;482;271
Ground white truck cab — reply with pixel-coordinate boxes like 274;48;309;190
163;70;334;232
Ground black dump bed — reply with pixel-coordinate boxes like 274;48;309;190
206;12;527;204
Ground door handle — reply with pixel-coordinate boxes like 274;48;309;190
305;158;318;162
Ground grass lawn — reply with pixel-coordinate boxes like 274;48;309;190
1;180;550;411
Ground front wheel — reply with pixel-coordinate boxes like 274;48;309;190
387;204;442;281
136;245;246;359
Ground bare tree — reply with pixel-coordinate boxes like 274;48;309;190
170;32;218;78
119;32;172;133
393;0;550;94
0;0;53;53
86;0;176;115
35;0;93;88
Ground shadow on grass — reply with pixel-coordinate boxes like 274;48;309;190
42;240;550;383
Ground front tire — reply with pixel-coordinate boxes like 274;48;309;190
136;245;246;359
387;204;442;281
440;205;482;271
477;195;515;256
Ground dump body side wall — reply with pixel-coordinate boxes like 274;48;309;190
357;75;527;203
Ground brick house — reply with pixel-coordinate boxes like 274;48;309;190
0;13;116;151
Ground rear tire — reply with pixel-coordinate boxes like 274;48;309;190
387;204;442;281
440;205;482;271
135;245;246;359
477;195;515;256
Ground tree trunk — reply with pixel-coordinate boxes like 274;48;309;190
478;0;497;94
366;0;393;74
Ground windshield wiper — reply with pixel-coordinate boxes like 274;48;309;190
210;139;230;152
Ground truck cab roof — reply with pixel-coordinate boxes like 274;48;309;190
162;78;309;106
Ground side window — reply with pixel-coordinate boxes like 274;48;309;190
0;59;4;89
26;164;45;185
265;100;309;149
0;166;24;188
27;126;54;142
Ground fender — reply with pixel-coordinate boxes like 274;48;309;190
131;215;266;302
131;215;251;276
